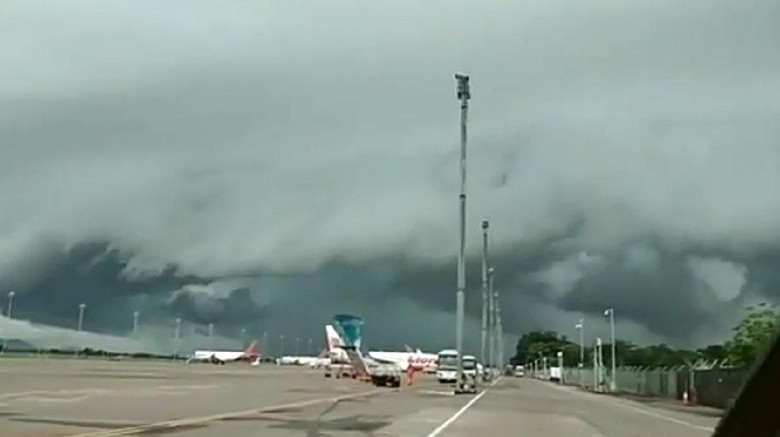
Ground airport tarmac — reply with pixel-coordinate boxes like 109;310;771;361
0;358;722;436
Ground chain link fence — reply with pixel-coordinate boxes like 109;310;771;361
550;365;748;408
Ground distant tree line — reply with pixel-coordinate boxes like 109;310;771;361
511;303;780;369
0;347;178;360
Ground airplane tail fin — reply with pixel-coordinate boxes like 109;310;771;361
243;340;260;360
325;324;368;377
325;325;345;351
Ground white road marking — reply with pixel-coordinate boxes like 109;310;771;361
0;389;108;400
425;390;487;437
537;380;715;433
417;390;455;396
68;387;393;437
605;399;715;433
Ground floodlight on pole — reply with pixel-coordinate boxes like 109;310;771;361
77;303;86;332
487;267;495;370
208;323;214;349
604;308;617;392
2;291;15;354
557;351;564;385
453;72;470;394
575;319;585;387
6;291;15;318
173;318;182;360
480;220;489;368
132;311;140;338
495;273;503;368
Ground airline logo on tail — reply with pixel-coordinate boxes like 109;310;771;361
325;325;345;351
324;324;350;365
243;340;260;361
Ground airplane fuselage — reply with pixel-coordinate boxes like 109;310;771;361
367;351;438;372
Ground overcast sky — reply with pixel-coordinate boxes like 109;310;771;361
0;0;779;355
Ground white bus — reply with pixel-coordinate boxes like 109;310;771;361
436;350;481;383
436;349;458;383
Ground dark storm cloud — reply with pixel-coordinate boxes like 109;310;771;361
1;0;779;353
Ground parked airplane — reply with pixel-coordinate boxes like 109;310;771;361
187;340;260;365
323;324;435;374
367;348;438;372
277;355;319;366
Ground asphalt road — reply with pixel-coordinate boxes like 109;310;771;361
0;358;723;436
443;377;721;437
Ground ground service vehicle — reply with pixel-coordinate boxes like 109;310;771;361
370;363;401;387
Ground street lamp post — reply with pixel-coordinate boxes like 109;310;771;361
262;332;268;357
308;338;313;355
487;267;495;370
280;334;285;357
77;303;86;332
173;318;181;360
208;323;214;349
132;311;140;338
6;291;15;319
495;275;503;369
594;338;602;390
604;308;617;392
480;220;490;368
75;303;86;357
454;72;471;393
575;319;584;387
557;351;564;385
2;291;16;354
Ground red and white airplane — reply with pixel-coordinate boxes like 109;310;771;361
187;340;261;365
367;345;438;373
323;324;437;373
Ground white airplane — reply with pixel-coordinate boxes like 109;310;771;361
323;324;435;375
277;355;320;366
367;345;438;373
187;340;260;365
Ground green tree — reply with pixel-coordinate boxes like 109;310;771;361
512;330;577;365
697;344;728;363
724;304;780;367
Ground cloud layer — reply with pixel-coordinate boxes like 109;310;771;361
1;0;779;354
